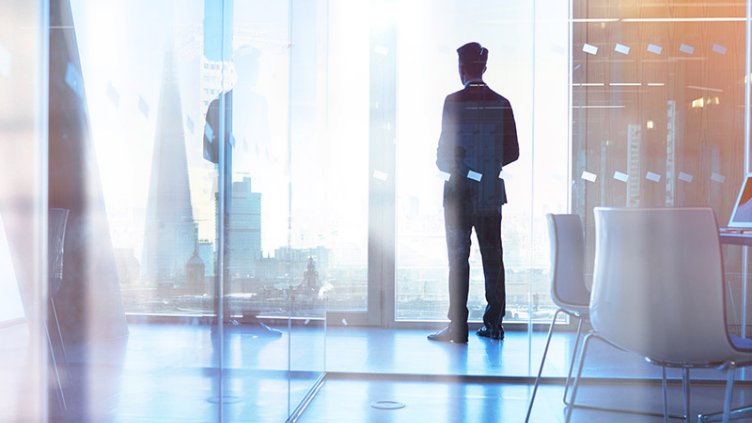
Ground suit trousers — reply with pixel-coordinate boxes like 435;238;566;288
444;201;506;329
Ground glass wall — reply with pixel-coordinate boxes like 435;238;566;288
0;1;47;422
2;0;329;421
5;0;752;421
571;1;749;314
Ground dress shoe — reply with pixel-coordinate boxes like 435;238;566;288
477;325;504;340
427;326;468;343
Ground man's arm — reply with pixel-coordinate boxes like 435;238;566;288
437;97;469;177
436;98;454;173
502;102;519;166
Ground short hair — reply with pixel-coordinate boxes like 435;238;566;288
457;42;488;75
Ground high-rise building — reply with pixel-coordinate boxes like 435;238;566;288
198;240;215;277
185;248;205;294
142;52;198;286
227;177;261;278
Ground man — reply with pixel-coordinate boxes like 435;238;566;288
428;42;519;343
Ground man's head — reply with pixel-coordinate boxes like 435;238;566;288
457;42;488;84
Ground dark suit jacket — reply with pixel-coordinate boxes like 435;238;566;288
436;82;519;211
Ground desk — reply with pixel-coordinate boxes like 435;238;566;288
720;230;752;246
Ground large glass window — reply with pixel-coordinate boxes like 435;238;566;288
393;1;569;324
7;1;752;421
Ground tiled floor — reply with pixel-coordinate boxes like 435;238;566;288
2;322;752;422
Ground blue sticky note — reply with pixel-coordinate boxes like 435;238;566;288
467;170;482;182
138;96;149;118
64;62;84;98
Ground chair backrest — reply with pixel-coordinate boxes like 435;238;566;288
546;214;590;310
591;207;733;364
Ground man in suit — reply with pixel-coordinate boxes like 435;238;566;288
428;42;519;343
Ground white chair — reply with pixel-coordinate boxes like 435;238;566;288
525;214;590;422
566;207;752;423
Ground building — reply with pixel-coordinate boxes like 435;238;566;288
141;52;198;288
226;177;262;278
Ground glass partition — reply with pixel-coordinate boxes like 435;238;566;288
56;0;237;420
0;1;47;421
7;0;752;421
35;0;323;421
570;1;748;319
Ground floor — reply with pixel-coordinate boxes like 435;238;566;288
2;323;752;422
302;376;752;423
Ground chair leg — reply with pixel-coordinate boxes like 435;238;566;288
565;332;594;423
50;298;67;360
723;368;735;423
563;317;584;405
45;324;67;411
524;309;562;423
662;366;668;423
682;368;691;422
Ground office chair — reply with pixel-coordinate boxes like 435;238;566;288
566;207;752;423
525;214;589;422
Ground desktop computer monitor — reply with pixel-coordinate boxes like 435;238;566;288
728;174;752;228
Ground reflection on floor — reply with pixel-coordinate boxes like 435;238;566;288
300;376;752;423
2;323;752;422
326;326;752;381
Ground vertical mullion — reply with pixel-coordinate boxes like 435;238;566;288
368;0;397;327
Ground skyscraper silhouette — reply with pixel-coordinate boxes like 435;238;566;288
142;51;198;287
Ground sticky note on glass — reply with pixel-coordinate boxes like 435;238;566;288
679;43;695;55
613;171;628;182
107;82;120;106
582;43;598;55
373;170;389;181
467;170;483;182
678;172;693;183
711;172;726;183
614;43;630;55
581;171;597;183
0;45;11;77
645;171;661;182
138;96;149;118
712;44;727;55
647;44;663;55
374;45;390;56
64;62;84;99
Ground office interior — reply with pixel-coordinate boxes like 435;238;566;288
2;0;752;422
